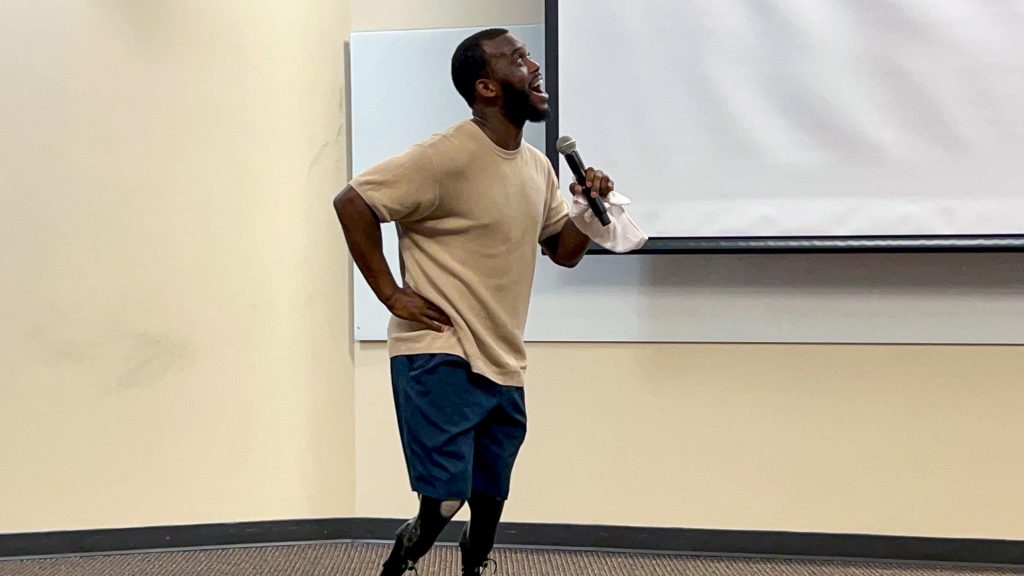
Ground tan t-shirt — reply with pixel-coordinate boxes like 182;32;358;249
349;120;569;387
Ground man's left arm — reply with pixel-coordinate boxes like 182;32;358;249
541;167;613;268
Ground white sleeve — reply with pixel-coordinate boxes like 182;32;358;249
568;191;648;253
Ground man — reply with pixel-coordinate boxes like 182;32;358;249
333;28;614;575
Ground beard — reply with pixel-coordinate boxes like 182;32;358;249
501;81;550;126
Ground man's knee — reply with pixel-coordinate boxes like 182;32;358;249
440;498;465;519
415;494;465;520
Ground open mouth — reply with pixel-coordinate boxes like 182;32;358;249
529;77;548;97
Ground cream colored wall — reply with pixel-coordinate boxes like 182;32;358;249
351;0;1024;540
351;1;543;32
1;0;353;532
357;343;1024;539
2;0;1020;542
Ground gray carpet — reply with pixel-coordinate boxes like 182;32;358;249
0;542;1021;576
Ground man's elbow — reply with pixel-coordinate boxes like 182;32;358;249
551;253;583;269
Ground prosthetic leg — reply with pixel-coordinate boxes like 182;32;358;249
458;492;506;575
380;496;465;575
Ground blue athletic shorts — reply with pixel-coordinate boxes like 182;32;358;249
390;353;527;501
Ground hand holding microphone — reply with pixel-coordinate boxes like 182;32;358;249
556;135;613;227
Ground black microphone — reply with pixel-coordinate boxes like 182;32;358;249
556;135;611;227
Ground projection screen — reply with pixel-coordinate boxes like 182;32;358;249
548;0;1024;251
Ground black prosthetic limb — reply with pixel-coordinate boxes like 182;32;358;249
380;495;465;575
459;492;506;575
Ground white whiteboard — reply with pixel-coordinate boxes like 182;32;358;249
559;0;1024;239
349;26;1024;344
350;25;547;341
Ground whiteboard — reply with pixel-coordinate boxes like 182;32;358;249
349;26;1024;344
559;0;1024;239
350;25;547;341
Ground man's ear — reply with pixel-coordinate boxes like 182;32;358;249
475;78;499;100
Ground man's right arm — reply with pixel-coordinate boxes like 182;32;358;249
333;186;452;333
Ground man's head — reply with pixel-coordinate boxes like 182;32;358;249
451;29;549;126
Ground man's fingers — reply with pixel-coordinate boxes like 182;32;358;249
591;170;605;198
416;296;452;327
416;312;446;332
585;167;595;188
425;307;453;327
398;290;450;332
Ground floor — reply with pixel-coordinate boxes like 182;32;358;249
1;541;1021;576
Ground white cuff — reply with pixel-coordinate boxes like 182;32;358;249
568;191;648;253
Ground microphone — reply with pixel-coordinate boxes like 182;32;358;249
556;135;611;227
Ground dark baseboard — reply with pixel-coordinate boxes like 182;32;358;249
1;518;1021;566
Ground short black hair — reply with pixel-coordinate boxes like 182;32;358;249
451;28;509;106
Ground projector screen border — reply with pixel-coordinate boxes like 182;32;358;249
584;235;1024;255
545;0;1024;255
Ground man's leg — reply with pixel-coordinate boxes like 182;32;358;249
385;354;494;574
458;492;505;574
460;379;527;574
380;495;465;575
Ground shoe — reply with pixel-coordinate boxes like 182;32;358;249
459;525;496;575
380;558;416;576
379;520;419;576
380;556;416;576
461;558;496;575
